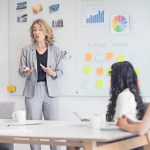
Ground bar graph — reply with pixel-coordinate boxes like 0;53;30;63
82;6;105;26
86;10;104;24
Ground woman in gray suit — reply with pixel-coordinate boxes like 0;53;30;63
18;19;63;150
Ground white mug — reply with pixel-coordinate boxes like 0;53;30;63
12;110;26;122
89;114;103;129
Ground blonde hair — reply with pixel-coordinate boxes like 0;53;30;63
30;19;54;45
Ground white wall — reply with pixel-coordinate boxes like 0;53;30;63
0;0;109;119
0;0;150;150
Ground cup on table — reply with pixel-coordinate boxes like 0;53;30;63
89;114;105;129
12;110;26;122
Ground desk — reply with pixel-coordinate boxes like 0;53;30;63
0;120;149;150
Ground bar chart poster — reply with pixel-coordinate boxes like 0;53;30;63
82;6;105;26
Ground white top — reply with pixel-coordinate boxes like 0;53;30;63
114;88;138;121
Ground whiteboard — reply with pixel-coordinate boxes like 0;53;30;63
9;0;150;96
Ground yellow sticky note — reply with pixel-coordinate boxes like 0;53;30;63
117;55;126;62
7;86;16;92
107;68;112;76
106;52;114;61
96;67;103;76
135;68;140;76
84;66;92;74
85;53;92;61
96;80;104;88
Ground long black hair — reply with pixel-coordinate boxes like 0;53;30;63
106;61;144;122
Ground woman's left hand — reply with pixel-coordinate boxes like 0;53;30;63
117;115;129;130
40;64;57;77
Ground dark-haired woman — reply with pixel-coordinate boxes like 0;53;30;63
106;61;144;122
106;61;144;150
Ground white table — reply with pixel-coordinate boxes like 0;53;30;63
0;120;149;150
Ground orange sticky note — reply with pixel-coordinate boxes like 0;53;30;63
85;53;92;61
96;67;103;76
106;52;114;61
137;80;140;87
109;80;111;85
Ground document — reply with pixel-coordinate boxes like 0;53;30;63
0;120;42;126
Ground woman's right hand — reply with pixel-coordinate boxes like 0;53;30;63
23;66;33;74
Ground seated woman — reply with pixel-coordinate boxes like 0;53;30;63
106;61;144;122
106;61;144;150
68;61;144;150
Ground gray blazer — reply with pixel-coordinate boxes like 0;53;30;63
18;43;63;98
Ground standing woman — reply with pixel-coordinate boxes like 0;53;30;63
18;19;63;150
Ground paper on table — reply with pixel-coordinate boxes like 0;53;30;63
0;120;42;126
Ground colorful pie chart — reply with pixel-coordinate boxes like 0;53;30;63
112;15;127;32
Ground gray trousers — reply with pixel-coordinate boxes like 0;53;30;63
25;82;59;150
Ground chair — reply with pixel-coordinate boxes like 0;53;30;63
143;102;149;114
0;101;15;150
143;102;150;150
0;101;15;119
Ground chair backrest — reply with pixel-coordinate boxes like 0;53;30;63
0;101;16;119
143;102;149;114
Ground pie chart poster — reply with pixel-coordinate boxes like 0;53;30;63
111;14;137;34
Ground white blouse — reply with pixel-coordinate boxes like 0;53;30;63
114;88;138;121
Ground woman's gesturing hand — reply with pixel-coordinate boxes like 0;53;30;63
23;66;33;74
40;64;57;77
